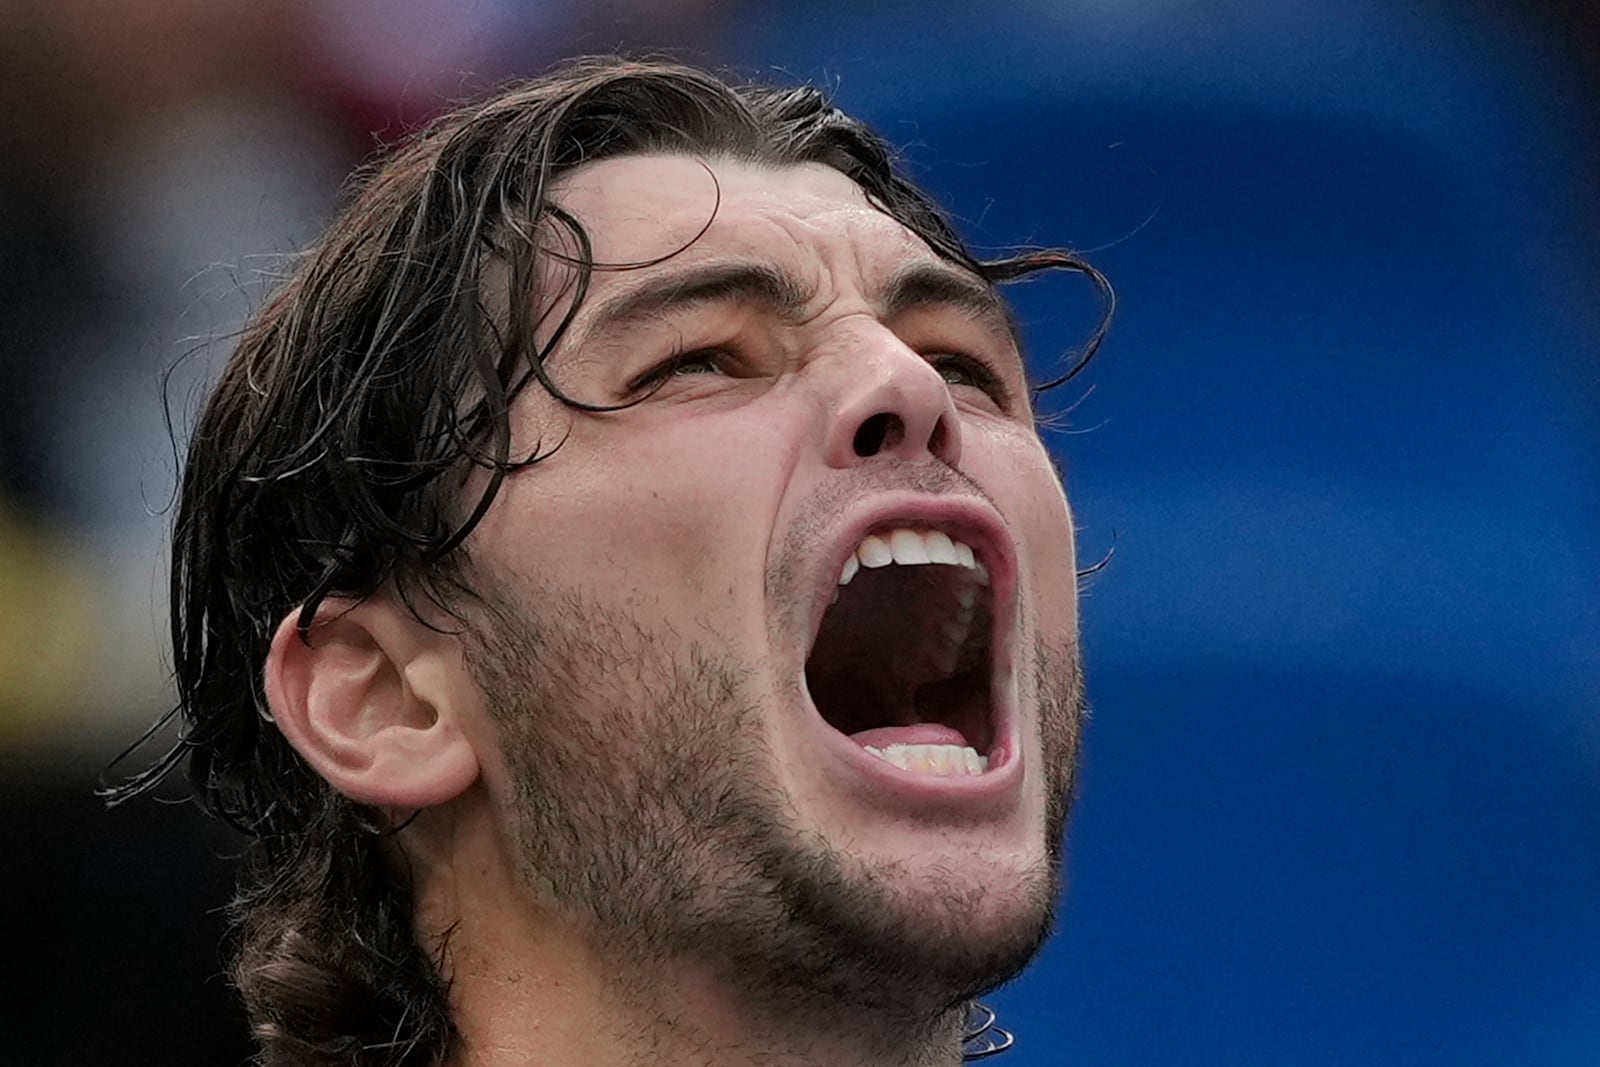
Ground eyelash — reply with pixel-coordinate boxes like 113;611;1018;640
627;347;731;394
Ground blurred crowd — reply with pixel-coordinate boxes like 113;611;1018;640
0;0;740;755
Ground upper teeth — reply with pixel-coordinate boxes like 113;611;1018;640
839;528;988;586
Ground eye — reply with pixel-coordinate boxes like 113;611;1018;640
627;347;731;394
928;353;1010;407
667;351;726;376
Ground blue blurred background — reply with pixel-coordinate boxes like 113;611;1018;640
3;2;1595;1063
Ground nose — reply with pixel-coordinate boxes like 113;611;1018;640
823;328;963;470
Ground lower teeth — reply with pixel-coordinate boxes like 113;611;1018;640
862;743;989;776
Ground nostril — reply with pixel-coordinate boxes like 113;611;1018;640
852;412;951;460
926;415;948;458
853;412;904;457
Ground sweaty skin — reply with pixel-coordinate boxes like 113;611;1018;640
381;156;1084;1067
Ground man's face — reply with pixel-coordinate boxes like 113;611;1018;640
457;155;1085;1016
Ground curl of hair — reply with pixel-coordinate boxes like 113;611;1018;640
107;56;1112;1066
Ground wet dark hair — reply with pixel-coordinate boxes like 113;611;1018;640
110;56;1111;1066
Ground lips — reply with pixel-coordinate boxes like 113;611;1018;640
799;495;1021;795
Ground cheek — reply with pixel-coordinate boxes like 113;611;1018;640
611;419;793;595
970;432;1080;621
478;409;793;608
1024;521;1080;645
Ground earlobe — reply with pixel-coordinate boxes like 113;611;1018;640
264;598;480;811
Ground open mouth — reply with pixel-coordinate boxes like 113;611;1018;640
804;526;999;778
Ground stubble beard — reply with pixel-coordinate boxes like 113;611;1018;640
460;573;1084;1057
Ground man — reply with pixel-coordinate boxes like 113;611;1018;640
120;57;1111;1066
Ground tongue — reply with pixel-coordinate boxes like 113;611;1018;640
849;723;970;749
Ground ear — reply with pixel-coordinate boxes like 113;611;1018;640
264;595;480;810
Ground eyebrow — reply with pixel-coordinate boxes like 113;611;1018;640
878;262;1022;349
580;261;812;338
578;257;1019;348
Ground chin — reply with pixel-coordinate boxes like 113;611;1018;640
711;813;1062;1020
872;840;1060;980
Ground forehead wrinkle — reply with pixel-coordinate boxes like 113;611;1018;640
543;163;1017;361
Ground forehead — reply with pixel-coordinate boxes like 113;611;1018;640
547;154;937;281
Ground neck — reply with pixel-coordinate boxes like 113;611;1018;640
439;917;972;1067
